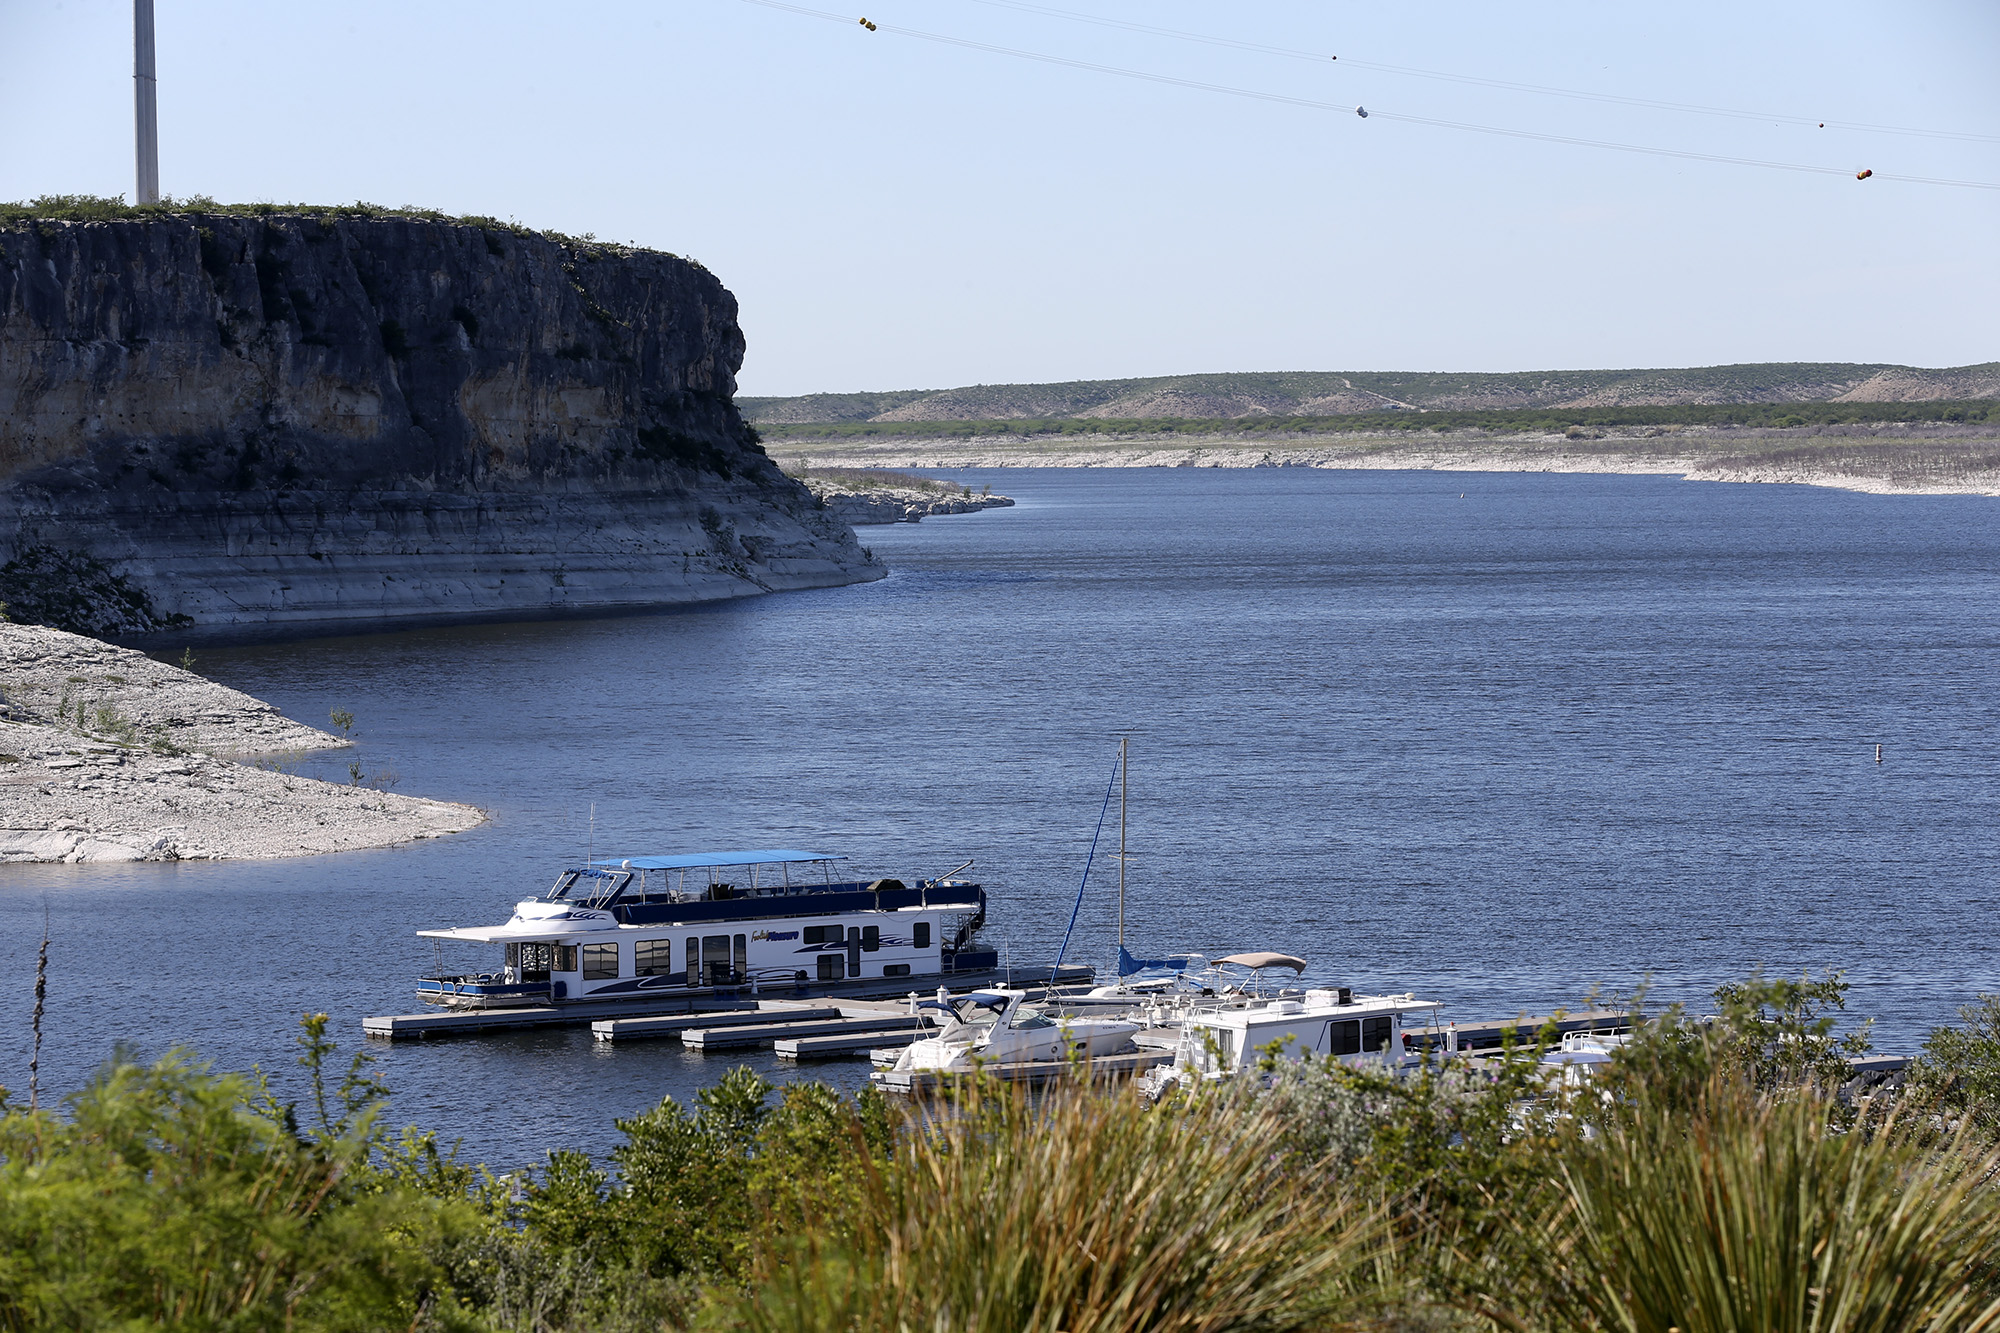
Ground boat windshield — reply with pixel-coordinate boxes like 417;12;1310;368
961;996;1010;1027
544;869;632;909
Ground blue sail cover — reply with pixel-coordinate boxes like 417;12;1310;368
589;850;844;870
1118;946;1193;977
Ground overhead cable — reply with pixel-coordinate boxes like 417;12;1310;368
957;0;2000;145
735;0;2000;190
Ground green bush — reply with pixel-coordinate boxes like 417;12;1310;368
1505;1076;2000;1333
0;1020;487;1331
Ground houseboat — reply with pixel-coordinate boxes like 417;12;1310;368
413;850;999;1009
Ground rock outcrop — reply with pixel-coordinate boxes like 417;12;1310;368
794;474;1015;524
0;210;882;637
0;622;482;861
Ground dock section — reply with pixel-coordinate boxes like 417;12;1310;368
364;965;1089;1042
363;998;760;1041
776;1030;928;1060
590;1006;845;1044
686;1015;924;1052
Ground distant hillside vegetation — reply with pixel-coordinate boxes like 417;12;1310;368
741;362;2000;426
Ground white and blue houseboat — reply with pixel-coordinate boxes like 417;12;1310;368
414;849;1002;1009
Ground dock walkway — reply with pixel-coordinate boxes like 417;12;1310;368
361;968;1065;1042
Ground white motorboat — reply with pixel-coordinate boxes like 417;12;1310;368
885;988;1141;1073
1140;985;1445;1098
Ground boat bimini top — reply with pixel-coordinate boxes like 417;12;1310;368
588;850;846;871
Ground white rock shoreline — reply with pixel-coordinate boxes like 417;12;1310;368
0;623;483;863
774;424;2000;499
795;475;1016;524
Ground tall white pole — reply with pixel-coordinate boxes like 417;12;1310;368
134;0;159;204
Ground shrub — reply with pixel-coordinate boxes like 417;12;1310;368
0;1020;487;1331
1501;1076;2000;1333
713;1076;1387;1333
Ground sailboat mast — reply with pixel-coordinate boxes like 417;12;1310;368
1118;736;1127;956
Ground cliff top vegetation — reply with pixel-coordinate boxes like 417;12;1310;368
0;193;682;264
760;398;1997;442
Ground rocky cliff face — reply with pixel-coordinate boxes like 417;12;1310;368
0;211;882;637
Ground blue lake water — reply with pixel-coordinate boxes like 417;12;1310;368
5;467;2000;1166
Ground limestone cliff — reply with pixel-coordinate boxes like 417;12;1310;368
0;210;882;637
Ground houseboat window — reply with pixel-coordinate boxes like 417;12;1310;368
818;955;845;982
554;944;579;973
1362;1016;1393;1052
846;928;863;974
804;924;845;945
686;937;699;986
1329;1019;1361;1056
884;963;911;977
734;934;747;977
862;925;880;952
635;939;674;976
702;935;732;986
913;922;932;949
582;942;619;980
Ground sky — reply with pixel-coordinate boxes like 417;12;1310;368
3;1;1996;397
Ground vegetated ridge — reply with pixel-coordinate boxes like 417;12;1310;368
0;196;881;639
743;362;2000;428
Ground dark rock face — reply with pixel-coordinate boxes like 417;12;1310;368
0;213;881;637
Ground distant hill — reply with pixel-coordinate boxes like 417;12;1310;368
740;362;2000;425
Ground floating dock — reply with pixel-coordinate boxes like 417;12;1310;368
364;965;1088;1042
362;997;761;1041
685;1014;925;1052
589;1006;845;1043
776;1030;927;1060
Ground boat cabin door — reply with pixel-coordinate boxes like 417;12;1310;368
506;941;554;985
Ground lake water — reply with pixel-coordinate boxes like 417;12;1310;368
5;467;1999;1166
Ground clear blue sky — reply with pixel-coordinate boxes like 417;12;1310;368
4;0;1996;396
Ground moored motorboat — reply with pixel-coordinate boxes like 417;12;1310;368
1139;985;1445;1098
882;988;1141;1074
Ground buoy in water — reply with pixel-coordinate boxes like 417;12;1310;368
1876;744;1883;764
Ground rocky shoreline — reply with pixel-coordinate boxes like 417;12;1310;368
769;423;2000;498
0;623;483;863
792;475;1016;524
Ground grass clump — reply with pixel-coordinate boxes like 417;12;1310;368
717;1077;1386;1333
1506;1076;2000;1333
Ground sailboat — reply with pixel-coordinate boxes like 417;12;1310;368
1040;739;1311;1017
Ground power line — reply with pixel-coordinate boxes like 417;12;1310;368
956;0;2000;146
737;0;2000;190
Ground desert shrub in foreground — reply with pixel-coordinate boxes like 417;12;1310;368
0;1029;486;1332
710;1076;1390;1333
1497;1076;2000;1333
1904;994;2000;1144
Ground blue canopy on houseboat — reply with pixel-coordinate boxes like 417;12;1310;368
587;850;845;870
